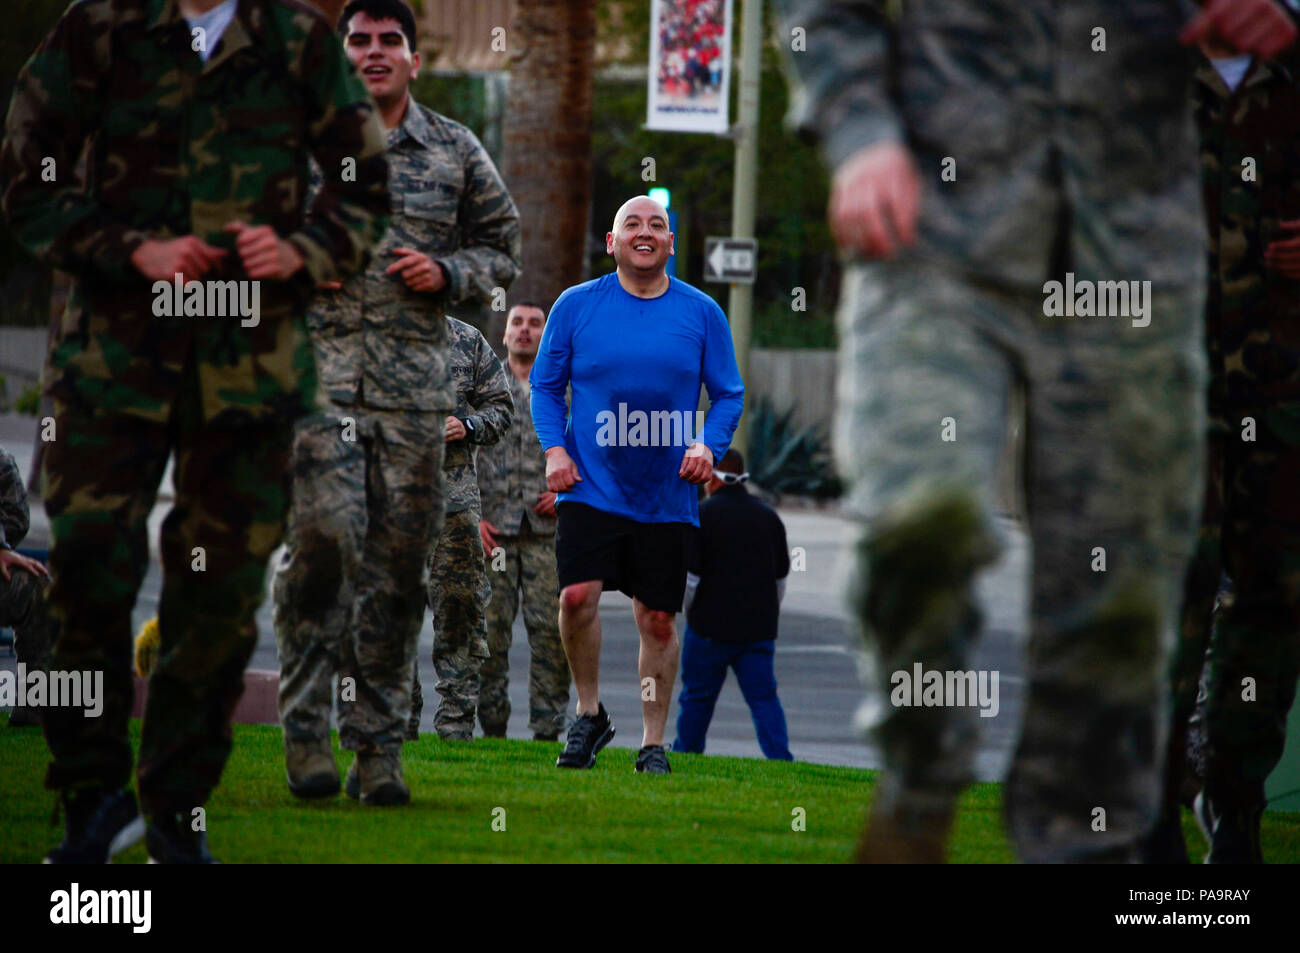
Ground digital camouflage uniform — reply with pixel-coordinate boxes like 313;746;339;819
0;447;56;722
408;316;514;740
0;0;389;814
1155;49;1300;856
780;0;1207;862
476;368;570;738
274;98;521;756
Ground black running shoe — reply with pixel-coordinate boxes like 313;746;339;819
634;745;671;774
45;787;145;864
556;703;614;768
146;810;217;864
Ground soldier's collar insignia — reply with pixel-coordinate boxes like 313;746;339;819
399;97;438;150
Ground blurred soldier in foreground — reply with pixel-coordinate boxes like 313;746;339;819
1145;27;1300;864
477;302;571;742
2;0;389;862
274;0;520;805
0;445;55;728
406;316;513;743
778;0;1295;862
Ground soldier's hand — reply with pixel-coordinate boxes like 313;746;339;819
1182;0;1296;58
318;281;343;291
0;549;49;582
1265;219;1300;278
534;491;557;516
444;416;467;442
131;236;227;282
679;442;714;485
545;446;581;492
223;222;305;280
480;520;500;559
386;248;446;293
829;142;920;260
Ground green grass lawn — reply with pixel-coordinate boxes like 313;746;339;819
3;716;1298;863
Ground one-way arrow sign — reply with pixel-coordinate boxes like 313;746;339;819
703;237;757;284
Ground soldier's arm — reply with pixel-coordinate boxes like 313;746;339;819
530;291;575;454
776;0;903;169
0;7;148;281
463;336;516;448
475;439;507;513
433;131;522;307
0;449;30;551
287;18;390;287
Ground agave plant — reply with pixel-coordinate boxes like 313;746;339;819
744;396;842;500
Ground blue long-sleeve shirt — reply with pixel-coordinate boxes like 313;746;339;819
530;272;745;526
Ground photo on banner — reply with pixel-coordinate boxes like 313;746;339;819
646;0;732;134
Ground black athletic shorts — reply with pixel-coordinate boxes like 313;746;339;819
554;501;694;613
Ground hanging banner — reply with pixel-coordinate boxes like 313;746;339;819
646;0;732;134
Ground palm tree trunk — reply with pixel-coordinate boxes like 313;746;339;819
309;0;346;25
501;0;598;311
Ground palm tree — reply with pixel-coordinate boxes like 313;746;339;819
500;0;598;310
309;0;346;24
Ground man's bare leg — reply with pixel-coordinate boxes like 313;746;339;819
559;580;603;716
633;598;678;746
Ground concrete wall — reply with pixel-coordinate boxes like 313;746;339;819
0;328;48;404
747;348;837;434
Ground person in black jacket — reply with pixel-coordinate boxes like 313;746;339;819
672;450;793;760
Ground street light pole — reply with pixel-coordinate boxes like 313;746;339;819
726;0;761;455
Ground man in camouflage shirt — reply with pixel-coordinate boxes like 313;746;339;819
1147;31;1300;864
274;0;520;801
407;315;514;743
1;0;390;862
777;0;1294;862
476;302;570;741
0;445;56;729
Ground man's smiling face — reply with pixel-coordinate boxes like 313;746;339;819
344;13;419;107
607;197;674;276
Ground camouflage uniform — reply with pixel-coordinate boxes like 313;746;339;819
476;368;570;738
0;447;56;714
0;0;389;814
780;0;1207;862
274;100;522;756
408;317;514;740
1156;50;1300;847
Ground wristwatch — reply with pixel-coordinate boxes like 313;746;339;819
459;416;476;442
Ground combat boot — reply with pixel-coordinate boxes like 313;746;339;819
856;786;956;864
45;787;145;864
355;749;410;806
1138;804;1190;864
284;738;339;799
146;808;217;864
1194;790;1264;864
344;758;360;800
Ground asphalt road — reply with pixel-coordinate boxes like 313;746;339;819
1;412;1029;779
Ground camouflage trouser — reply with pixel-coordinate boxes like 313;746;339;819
41;384;295;815
409;506;490;740
1;559;55;681
273;408;445;755
1162;401;1300;816
838;258;1205;863
479;523;570;737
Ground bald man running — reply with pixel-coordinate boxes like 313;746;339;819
530;195;745;773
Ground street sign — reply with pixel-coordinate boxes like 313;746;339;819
703;237;757;284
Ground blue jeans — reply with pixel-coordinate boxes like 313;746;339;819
673;624;793;760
